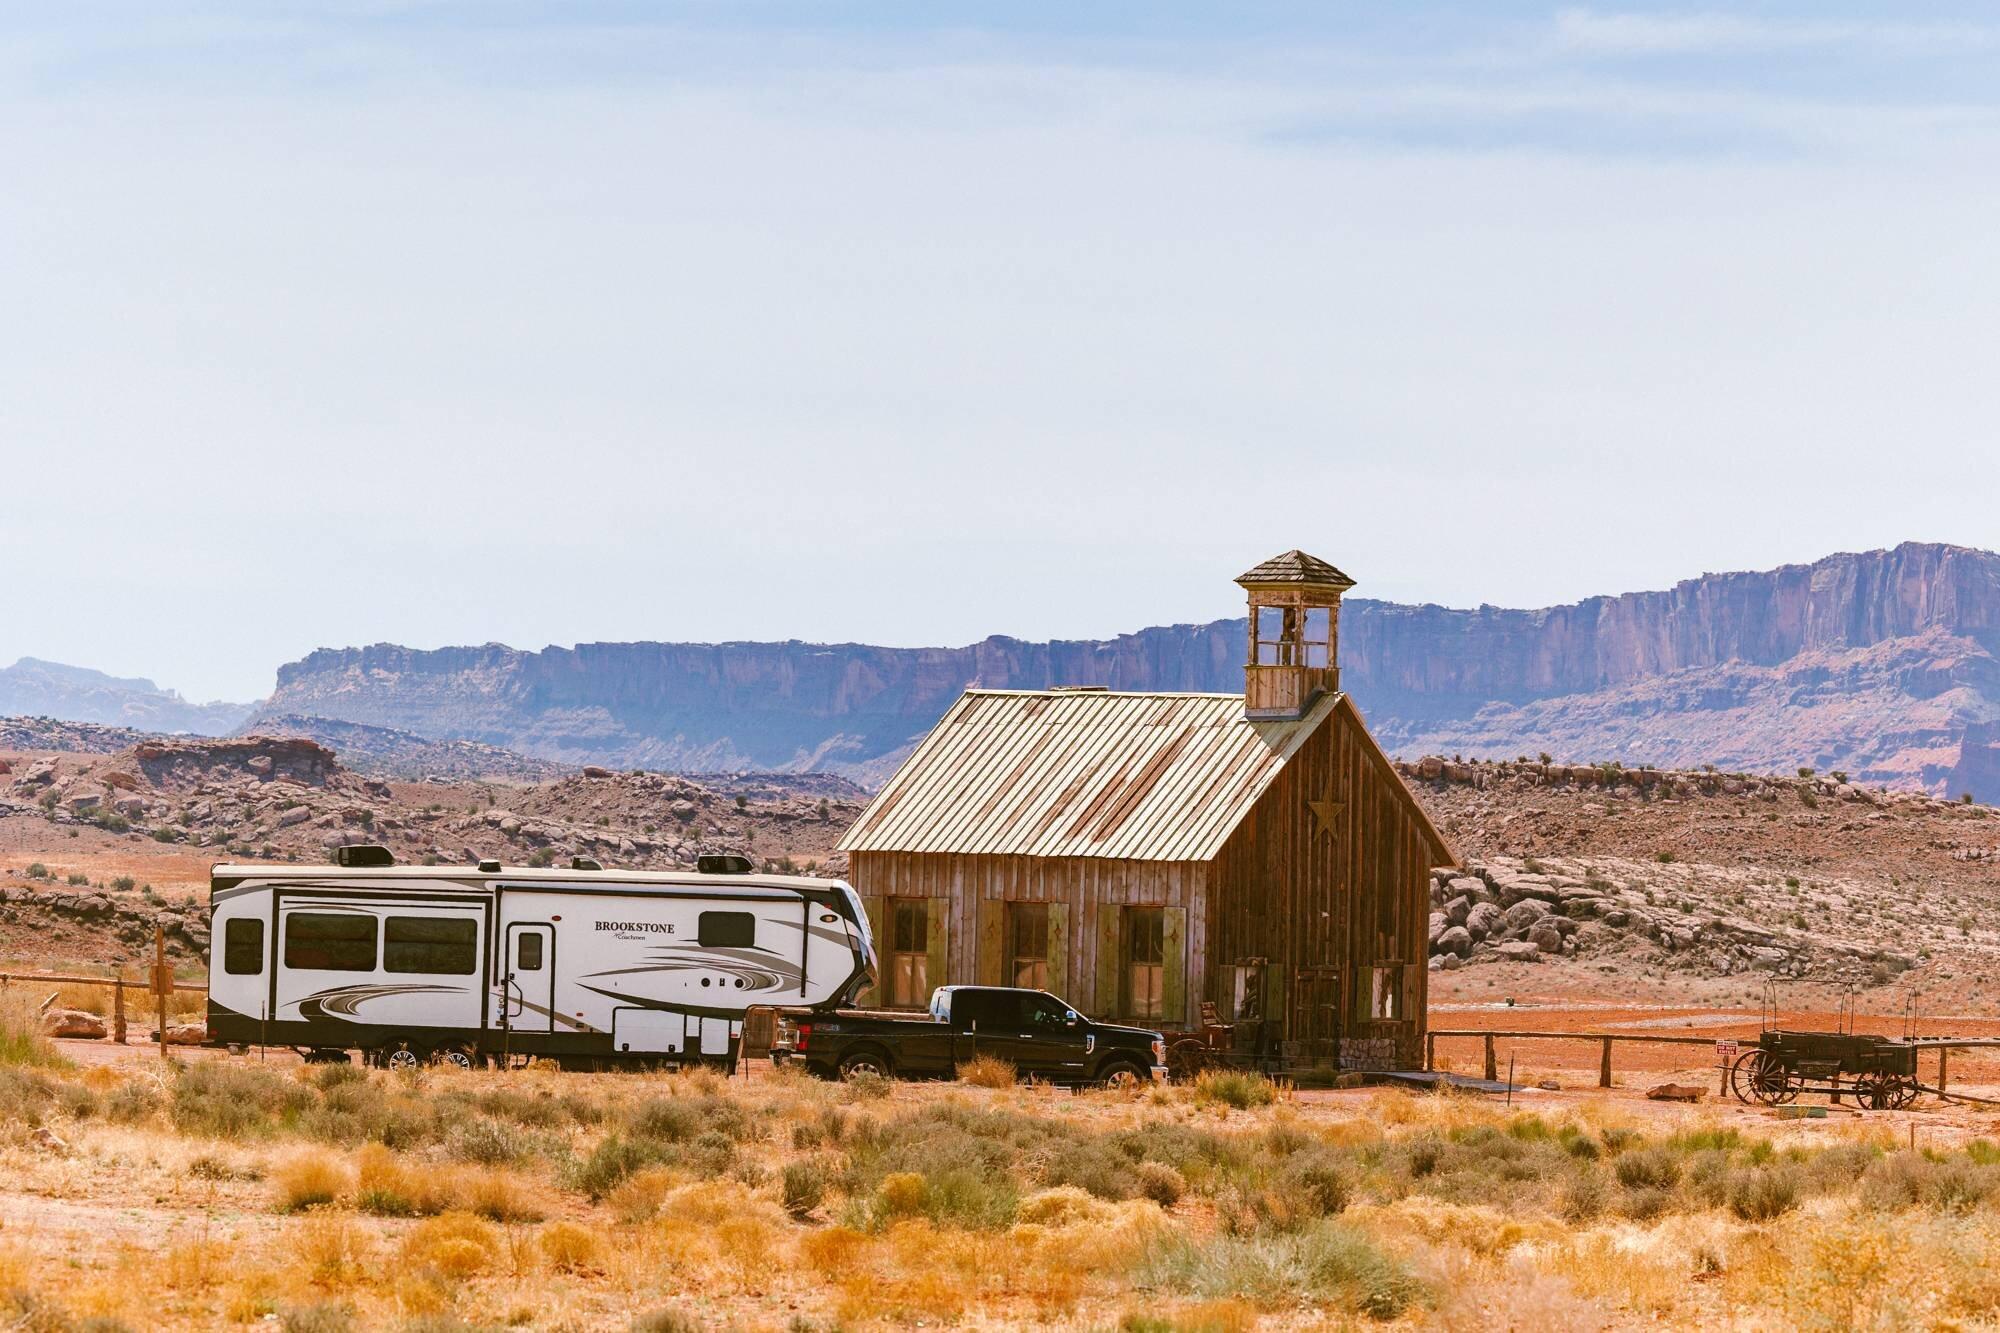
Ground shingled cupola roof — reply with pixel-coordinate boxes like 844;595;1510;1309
1234;549;1356;591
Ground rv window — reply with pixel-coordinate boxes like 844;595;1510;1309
384;916;478;975
223;918;264;975
517;932;544;971
698;911;755;948
284;912;378;972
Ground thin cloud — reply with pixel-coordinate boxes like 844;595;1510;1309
1553;8;2000;56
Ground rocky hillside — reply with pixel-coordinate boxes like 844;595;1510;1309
250;714;574;783
0;658;252;735
2;734;863;881
252;543;2000;799
1407;756;2000;1011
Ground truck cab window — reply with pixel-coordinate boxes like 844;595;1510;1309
284;912;378;972
1022;993;1070;1029
223;918;264;975
955;990;1006;1029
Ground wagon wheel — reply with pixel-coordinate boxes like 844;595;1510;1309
1730;1049;1797;1106
1857;1072;1921;1111
1167;1039;1210;1083
1852;1071;1895;1110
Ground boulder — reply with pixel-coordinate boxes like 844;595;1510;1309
277;806;313;828
582;765;613;779
245;755;275;777
1527;921;1565;953
1435;925;1473;958
1428;913;1447;945
1465;902;1505;941
1439;953;1463;971
1446;876;1488;903
1602;909;1631;928
1496;941;1542;962
1442;895;1471;927
43;1008;107;1039
1747;946;1789;971
67;791;103;814
1500;900;1550;934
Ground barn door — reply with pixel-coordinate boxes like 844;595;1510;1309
1292;967;1341;1055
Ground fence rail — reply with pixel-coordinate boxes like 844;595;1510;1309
0;969;204;994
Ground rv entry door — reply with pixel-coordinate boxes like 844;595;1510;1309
504;923;555;1032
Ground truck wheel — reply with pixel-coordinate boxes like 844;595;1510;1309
1098;1060;1145;1090
431;1045;477;1071
839;1049;892;1080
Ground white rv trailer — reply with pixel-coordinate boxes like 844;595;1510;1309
205;851;877;1068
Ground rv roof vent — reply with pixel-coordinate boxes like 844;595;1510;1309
697;854;754;875
332;845;394;868
477;859;502;873
570;857;603;871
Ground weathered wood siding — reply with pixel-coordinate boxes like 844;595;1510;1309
848;851;1207;1030
1206;697;1432;1060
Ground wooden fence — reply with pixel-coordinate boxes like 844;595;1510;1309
1427;1027;1995;1094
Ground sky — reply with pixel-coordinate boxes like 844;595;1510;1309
5;2;2000;703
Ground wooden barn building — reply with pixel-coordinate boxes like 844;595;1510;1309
836;551;1457;1070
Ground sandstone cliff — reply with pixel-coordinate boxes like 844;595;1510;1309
252;542;2000;799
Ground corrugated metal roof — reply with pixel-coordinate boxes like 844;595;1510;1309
838;689;1340;862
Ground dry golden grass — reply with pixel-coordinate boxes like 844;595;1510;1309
13;1051;2000;1329
956;1054;1017;1087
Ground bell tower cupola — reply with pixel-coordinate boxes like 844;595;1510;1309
1235;549;1355;721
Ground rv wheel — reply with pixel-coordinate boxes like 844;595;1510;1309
382;1044;425;1072
432;1046;477;1071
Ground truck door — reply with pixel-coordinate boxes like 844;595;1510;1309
1018;990;1092;1077
503;923;555;1033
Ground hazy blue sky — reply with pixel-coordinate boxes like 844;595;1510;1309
6;3;2000;701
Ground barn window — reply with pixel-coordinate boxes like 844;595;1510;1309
285;913;377;972
887;899;929;1008
1371;964;1404;1021
1008;902;1049;990
223;918;264;975
1124;907;1165;1019
384;916;478;975
699;911;756;948
1252;604;1293;666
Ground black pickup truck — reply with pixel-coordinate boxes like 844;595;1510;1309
775;985;1166;1087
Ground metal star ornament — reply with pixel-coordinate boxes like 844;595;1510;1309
1309;792;1345;839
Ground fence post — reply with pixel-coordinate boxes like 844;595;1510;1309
1940;1046;1950;1094
1483;1033;1497;1082
1600;1036;1613;1089
1425;1032;1436;1072
113;974;127;1044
